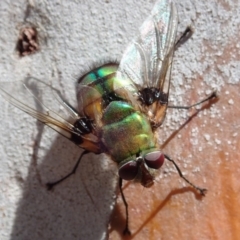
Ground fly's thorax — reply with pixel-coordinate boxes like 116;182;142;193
101;101;156;163
118;149;165;188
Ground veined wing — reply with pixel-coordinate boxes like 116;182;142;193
117;0;178;127
0;77;100;153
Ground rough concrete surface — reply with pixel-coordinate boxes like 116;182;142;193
0;0;239;240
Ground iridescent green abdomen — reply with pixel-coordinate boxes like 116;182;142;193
77;63;139;125
101;101;156;163
77;63;121;123
77;63;156;162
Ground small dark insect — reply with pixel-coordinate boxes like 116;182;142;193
16;26;39;56
1;0;218;235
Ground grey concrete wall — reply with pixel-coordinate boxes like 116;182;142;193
0;0;239;239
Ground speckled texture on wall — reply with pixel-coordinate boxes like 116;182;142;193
0;0;239;240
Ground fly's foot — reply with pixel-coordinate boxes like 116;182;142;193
123;227;131;235
46;182;55;191
198;188;207;196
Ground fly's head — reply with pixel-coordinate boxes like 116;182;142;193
118;149;164;188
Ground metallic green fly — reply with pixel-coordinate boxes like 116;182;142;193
0;0;217;235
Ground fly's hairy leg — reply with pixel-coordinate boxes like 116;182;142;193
119;177;131;235
174;26;194;50
164;154;207;196
168;91;218;109
46;150;89;190
172;27;218;109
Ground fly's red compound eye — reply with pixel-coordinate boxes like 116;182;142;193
144;151;164;169
118;161;138;180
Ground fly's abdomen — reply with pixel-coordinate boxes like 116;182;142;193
77;63;120;122
101;101;156;163
77;63;139;128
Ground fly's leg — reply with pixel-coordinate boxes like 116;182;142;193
46;150;89;190
164;154;207;196
168;91;218;109
175;26;194;50
173;28;218;109
119;177;131;235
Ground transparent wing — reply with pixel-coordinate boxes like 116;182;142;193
0;77;100;152
117;0;178;126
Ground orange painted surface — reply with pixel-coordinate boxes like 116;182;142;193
109;83;240;239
